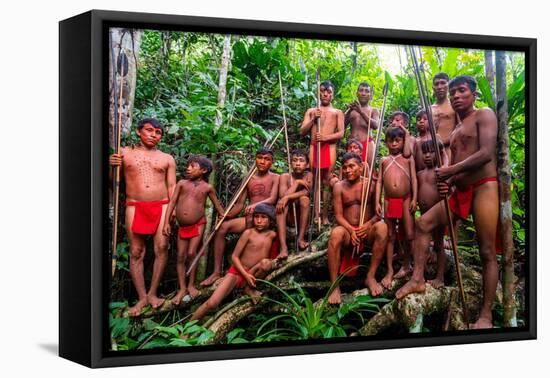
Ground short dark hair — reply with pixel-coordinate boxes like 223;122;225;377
357;81;371;90
389;111;410;127
421;139;444;153
137;118;164;135
416;109;427;119
346;138;364;152
433;72;450;83
386;126;405;141
342;152;362;165
291;149;309;163
256;147;274;157
320;80;335;92
449;75;477;92
187;155;213;181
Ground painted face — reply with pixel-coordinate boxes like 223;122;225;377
253;213;270;230
255;153;273;173
346;143;362;156
390;115;407;128
320;85;334;106
433;78;449;100
291;155;308;173
342;158;362;181
449;82;476;112
186;161;204;179
136;123;162;147
387;136;404;155
423;148;436;168
356;86;371;104
416;114;428;133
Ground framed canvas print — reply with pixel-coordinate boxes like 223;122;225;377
59;9;536;368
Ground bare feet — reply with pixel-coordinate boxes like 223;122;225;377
427;251;437;264
365;277;384;297
127;298;148;317
444;239;452;250
427;278;445;289
187;285;200;299
200;273;221;287
244;286;262;304
327;286;342;305
298;238;309;250
147;294;165;309
381;271;394;290
171;289;188;306
393;265;412;279
470;317;493;329
395;279;426;300
322;217;330;226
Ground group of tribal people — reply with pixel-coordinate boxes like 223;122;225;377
110;72;502;329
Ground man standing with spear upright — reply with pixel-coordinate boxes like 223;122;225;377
300;74;345;228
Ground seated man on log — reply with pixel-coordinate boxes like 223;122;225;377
201;147;280;287
191;204;278;321
396;75;501;329
327;153;389;304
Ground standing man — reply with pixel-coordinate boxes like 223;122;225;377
396;76;500;329
109;118;177;316
432;72;458;159
345;82;380;169
300;80;345;225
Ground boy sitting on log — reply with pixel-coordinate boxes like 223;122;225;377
276;149;313;256
375;126;417;281
201;147;280;287
162;155;225;304
191;203;278;321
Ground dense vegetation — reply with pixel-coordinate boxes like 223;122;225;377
110;30;526;350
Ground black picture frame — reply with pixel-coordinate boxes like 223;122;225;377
59;9;537;368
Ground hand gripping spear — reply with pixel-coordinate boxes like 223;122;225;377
278;71;300;251
407;46;469;325
353;83;389;257
186;122;289;276
111;50;129;277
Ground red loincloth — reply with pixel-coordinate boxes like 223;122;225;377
310;142;331;169
227;265;250;289
339;226;363;277
127;199;169;235
178;217;207;239
269;239;280;260
359;137;374;162
385;195;408;219
448;177;502;254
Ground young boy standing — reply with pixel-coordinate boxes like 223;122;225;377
191;203;278;321
162;155;225;304
300;80;345;225
109;118;177;316
375;127;417;281
276;149;313;255
413;110;448;172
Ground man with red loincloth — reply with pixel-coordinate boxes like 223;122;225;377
109;118;177;316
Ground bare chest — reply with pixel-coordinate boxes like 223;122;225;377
181;181;209;202
450;122;478;158
248;176;275;199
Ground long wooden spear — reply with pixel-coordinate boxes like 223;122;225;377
111;50;129;277
354;84;389;256
186;122;288;275
408;46;468;325
315;67;322;232
278;71;299;250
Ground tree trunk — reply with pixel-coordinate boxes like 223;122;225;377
495;51;517;327
215;35;232;129
109;28;142;144
350;42;358;74
484;50;496;104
